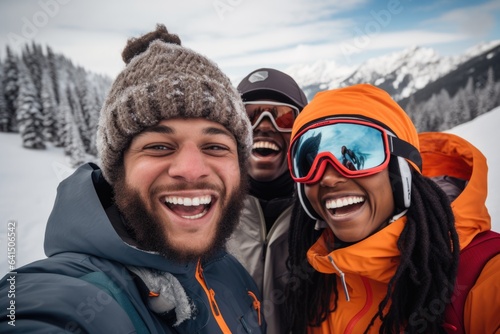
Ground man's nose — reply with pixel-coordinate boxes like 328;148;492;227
168;142;210;182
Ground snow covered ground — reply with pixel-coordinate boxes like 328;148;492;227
0;134;75;273
1;107;499;273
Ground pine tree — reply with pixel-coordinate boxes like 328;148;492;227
87;73;112;156
463;77;477;120
495;81;500;107
66;83;90;154
85;85;102;156
72;67;94;154
405;96;418;126
74;70;104;156
22;42;44;101
63;102;86;167
50;56;74;148
477;67;498;116
0;61;9;132
440;89;457;131
3;46;19;132
40;68;58;142
46;46;60;104
434;89;452;131
451;88;471;128
16;60;45;149
54;84;70;148
419;96;439;132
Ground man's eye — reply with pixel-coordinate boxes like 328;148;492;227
206;145;227;151
204;144;231;155
144;144;174;153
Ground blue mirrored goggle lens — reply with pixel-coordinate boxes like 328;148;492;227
291;122;387;178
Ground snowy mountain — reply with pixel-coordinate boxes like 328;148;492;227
338;46;453;101
287;40;500;102
1;106;499;273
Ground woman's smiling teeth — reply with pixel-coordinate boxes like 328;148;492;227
325;196;364;210
164;195;212;219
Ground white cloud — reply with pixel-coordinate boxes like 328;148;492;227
0;0;497;81
423;0;500;37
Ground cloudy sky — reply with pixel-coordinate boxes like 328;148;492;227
1;0;500;84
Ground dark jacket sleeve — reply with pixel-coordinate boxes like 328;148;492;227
0;272;137;333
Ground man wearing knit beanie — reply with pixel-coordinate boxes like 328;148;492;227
0;25;265;333
226;67;307;334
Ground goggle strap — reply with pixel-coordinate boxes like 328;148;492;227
388;136;422;171
297;183;321;220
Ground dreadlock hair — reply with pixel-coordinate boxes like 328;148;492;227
284;169;460;334
284;195;334;333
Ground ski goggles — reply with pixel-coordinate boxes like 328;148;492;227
244;101;299;132
288;118;421;183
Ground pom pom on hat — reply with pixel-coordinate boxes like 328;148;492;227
96;24;251;184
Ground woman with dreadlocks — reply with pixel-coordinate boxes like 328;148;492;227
283;84;499;333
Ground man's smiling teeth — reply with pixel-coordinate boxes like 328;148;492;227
325;196;364;209
252;141;279;151
164;195;211;206
180;209;208;220
163;195;212;220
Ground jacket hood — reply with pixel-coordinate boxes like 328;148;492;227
419;132;491;250
44;163;195;274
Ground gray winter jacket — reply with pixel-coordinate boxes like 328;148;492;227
227;195;291;334
0;163;265;333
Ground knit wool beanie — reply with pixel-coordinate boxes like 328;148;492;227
291;83;421;172
97;24;252;184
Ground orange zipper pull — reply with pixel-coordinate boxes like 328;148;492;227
148;291;160;297
247;291;261;326
210;289;221;316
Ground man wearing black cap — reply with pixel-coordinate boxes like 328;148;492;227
227;68;307;334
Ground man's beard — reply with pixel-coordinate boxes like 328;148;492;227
113;178;246;263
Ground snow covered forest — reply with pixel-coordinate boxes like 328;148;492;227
405;67;500;132
0;42;112;166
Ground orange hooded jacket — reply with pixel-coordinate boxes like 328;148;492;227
419;132;500;333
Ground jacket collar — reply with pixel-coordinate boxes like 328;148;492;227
307;216;406;284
